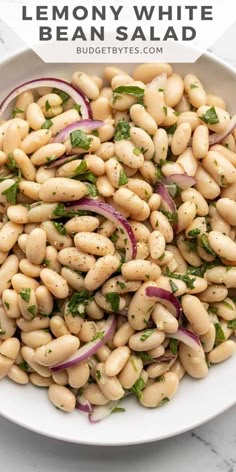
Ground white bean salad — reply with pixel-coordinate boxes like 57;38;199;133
0;63;236;422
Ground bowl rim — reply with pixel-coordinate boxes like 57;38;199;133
0;47;236;446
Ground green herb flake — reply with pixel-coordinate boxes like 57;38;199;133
158;397;170;407
163;106;168;116
227;319;236;330
41;119;53;130
158;88;164;92
67;290;92;318
2;181;18;204
112;407;126;414
169;338;178;355
162;210;178;225
0;329;6;335
19;288;31;303
118;169;128;186
200;106;219;125
155;375;165;382
4;302;10;310
113;85;145;99
105;292;120;313
135;351;153;362
200;234;216;256
74;160;88;175
91;331;104;342
52;221;67;236
129;378;145;399
133;147;142;156
114;120;131;141
52;88;70;104
75;171;96;184
221;300;234;310
96;369;101;380
86;183;98;197
188;228;201;238
166;123;177;135
73;103;82;115
166;269;196;290
45;100;51;112
27;305;37;318
190;83;198;89
208;306;219;315
12;107;24;118
117;281;127;290
214;323;225;346
140;329;155;343
18;361;30;372
169;279;178;294
70;130;92;150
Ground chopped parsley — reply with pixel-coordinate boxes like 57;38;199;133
67;290;92;318
190;83;198;89
117;281;127;290
0;329;6;335
7;153;17;170
158;397;170;407
45;100;51;111
12;107;24;117
118;169;128;186
222;300;234;310
52;88;70;104
166;268;196;289
27;305;37;318
114;120;131;141
41;119;53;130
91;331;104;342
4;302;10;310
96;369;101;380
73;103;82;115
200;234;216;256
86;183;98;197
133;147;142;156
52;221;67;235
208;306;218;315
52;203;87;218
169;280;178;294
227;319;236;330
135;351;153;362
113;85;145;99
165;123;177;135
129;378;145;399
70;130;92;150
2;181;18;204
187;228;201;238
140;329;155;342
75;171;97;184
162;210;178;225
105;292;120;313
112;407;126;414
169;338;178;355
18;361;30;372
74;160;88;175
200;106;219;125
214;323;225;346
19;288;31;303
163;106;168;116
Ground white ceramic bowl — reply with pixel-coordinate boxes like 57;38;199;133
0;49;236;446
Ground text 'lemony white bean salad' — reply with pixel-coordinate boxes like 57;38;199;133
0;63;236;423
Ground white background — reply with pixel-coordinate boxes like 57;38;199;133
0;17;236;472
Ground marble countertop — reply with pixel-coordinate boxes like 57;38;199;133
0;18;236;472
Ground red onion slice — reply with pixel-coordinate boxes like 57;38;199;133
51;315;116;372
145;286;181;319
209;114;236;145
54;119;103;144
155;182;178;234
167;327;201;351
76;394;92;414
163;174;197;190
0;78;91;119
89;400;119;423
65;198;137;261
